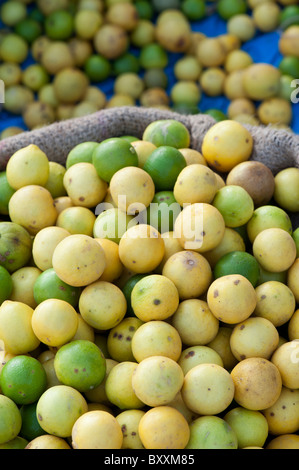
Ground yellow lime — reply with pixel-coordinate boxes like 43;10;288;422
118;224;165;273
56;206;96;236
25;435;71;449
72;410;123;449
36;385;88;438
0;395;22;444
52;234;107;287
79;280;127;330
201;120;253;172
31;298;79;348
6;144;49;190
95;238;124;283
131;274;179;322
0;300;40;355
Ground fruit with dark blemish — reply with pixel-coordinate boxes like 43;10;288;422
107;316;143;362
0;222;32;273
53;339;106;393
33;267;81;308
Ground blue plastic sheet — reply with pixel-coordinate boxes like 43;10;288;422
0;9;298;133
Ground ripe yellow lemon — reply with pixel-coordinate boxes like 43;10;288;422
201;120;253;172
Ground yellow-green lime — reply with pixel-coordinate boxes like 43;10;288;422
33;267;81;308
0;436;28;449
54;339;106;393
36;385;88;438
0;395;22;444
142;119;190;148
66;142;99;169
0;355;47;405
147;191;181;233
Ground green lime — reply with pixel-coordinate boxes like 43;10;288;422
84;54;111;82
33;268;81;308
0;1;27;27
0;355;47;406
147;191;181;233
214;251;260;287
0;171;15;215
204;109;227;121
45;10;74;40
44;161;67;199
278;74;294;101
29;7;45;24
232;224;251;251
53;339;106;393
142;119;191;148
143;146;187;191
0;395;22;445
279;56;299;79
139;43;168;69
293;227;299;257
14;18;42;44
217;0;247;20
143;68;168;89
152;0;181;11
92;137;138;182
181;0;206;21
0;33;28;63
66;142;99;169
112;53;140;76
0;436;28;449
172;103;199;115
256;265;287;286
0;265;13;305
212;185;254;228
122;273;148;316
246;205;293;243
135;0;154;19
22;64;50;92
279;5;299;30
120;135;139;143
20;402;47;441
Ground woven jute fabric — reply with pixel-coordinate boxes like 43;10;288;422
1;106;299;172
0;106;298;226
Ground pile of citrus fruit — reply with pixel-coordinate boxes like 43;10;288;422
0;117;299;449
0;0;298;136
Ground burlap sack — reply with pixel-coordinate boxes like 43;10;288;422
0;106;298;225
